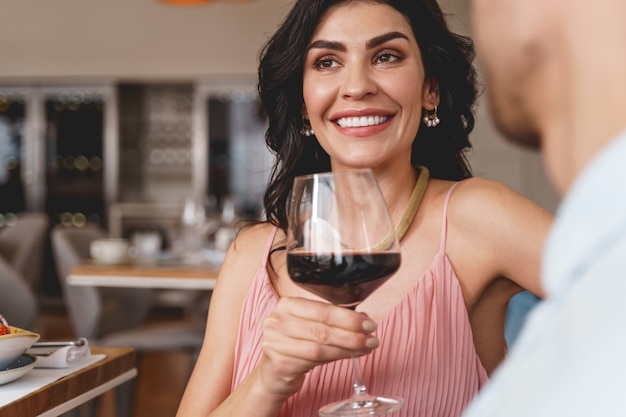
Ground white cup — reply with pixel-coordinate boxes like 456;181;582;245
90;238;130;265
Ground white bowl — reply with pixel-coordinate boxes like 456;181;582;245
0;327;40;369
0;354;37;385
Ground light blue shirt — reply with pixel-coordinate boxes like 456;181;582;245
463;130;626;417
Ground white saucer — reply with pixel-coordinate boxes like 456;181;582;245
0;354;37;385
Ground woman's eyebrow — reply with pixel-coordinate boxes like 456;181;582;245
308;32;410;52
366;32;410;49
308;40;346;52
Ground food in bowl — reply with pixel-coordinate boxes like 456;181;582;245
0;314;11;336
0;315;40;369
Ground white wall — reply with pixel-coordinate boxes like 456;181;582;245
0;0;292;80
0;0;559;212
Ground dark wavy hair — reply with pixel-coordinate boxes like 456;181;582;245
258;0;478;232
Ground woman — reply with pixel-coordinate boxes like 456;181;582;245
176;1;553;416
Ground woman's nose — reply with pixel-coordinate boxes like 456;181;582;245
339;63;378;100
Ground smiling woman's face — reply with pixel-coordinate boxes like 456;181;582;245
302;1;437;172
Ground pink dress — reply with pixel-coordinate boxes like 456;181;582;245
231;183;488;417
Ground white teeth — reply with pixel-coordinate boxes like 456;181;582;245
336;115;388;128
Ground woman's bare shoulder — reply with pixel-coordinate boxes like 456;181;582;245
221;222;278;280
452;176;516;200
232;222;278;252
210;222;279;311
419;177;512;219
449;177;552;226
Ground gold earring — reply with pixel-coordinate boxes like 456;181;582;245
300;118;315;137
423;106;440;128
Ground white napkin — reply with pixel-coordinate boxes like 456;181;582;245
27;339;91;368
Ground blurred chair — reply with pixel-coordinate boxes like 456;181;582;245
0;211;49;294
51;224;205;417
51;224;155;338
0;255;38;329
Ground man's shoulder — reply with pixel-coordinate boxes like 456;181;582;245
463;233;626;417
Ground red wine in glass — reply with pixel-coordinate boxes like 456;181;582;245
287;251;400;308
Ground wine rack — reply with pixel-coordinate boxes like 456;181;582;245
44;89;107;227
0;90;27;216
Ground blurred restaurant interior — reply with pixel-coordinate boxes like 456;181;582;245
0;0;560;416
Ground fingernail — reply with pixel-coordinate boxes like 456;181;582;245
362;320;377;332
365;337;380;349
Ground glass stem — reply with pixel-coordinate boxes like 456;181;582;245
351;356;369;398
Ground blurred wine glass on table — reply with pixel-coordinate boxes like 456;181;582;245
130;230;162;266
178;195;218;264
214;195;237;252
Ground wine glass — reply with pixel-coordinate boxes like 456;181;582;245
180;195;212;263
286;169;404;416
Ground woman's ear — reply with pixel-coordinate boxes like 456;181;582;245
422;78;440;110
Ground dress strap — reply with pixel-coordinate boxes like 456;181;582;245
439;181;462;253
260;226;279;268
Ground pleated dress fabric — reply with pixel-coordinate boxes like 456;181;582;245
231;182;488;417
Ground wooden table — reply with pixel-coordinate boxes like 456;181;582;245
0;347;136;417
67;262;219;290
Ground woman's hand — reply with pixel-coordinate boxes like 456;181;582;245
258;296;380;399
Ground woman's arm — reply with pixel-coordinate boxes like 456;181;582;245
175;224;270;417
446;178;554;373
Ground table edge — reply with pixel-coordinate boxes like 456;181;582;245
0;347;136;417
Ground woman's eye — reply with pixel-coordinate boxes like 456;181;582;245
314;57;338;69
377;52;401;64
